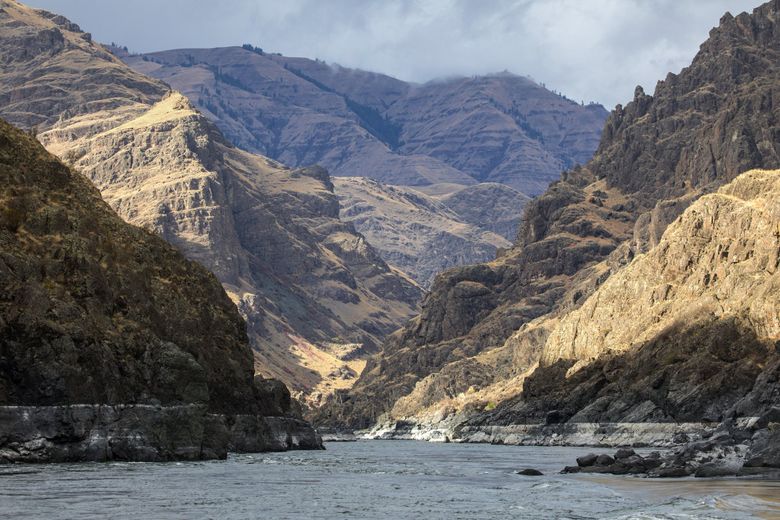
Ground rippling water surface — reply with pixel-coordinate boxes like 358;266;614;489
1;441;779;519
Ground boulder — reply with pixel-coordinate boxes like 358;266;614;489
516;468;543;476
576;453;598;467
596;454;615;466
614;448;636;459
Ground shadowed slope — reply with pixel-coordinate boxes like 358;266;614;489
0;117;322;461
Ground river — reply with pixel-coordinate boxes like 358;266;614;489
1;440;778;519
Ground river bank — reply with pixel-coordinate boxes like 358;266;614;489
321;410;780;479
355;420;717;447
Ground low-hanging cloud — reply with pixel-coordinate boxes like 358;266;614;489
28;0;754;108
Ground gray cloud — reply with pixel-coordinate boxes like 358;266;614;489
27;0;755;107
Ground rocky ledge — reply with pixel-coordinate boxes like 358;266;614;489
358;419;717;447
317;428;358;442
0;405;322;463
564;409;780;478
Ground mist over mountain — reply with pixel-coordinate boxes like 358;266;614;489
28;0;751;108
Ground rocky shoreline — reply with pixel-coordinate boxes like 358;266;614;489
357;419;717;447
563;410;780;478
0;405;322;463
329;412;780;479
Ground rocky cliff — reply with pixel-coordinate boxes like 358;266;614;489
333;177;527;287
0;0;421;408
317;0;780;429
525;170;780;478
122;47;608;196
0;117;321;462
474;169;780;427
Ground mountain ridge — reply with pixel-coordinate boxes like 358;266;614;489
122;45;608;195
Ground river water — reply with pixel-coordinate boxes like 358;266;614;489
1;440;779;519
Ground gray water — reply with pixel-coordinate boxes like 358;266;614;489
1;441;779;519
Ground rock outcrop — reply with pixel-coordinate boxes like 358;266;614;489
0;118;321;462
122;48;608;196
334;177;526;287
564;409;780;478
0;0;422;408
317;0;780;430
472;169;780;427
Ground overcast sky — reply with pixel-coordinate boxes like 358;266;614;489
28;0;755;108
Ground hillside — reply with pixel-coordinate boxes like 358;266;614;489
437;183;532;242
0;0;421;408
318;0;780;429
0;117;320;462
334;178;528;287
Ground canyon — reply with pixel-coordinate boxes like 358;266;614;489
0;0;778;479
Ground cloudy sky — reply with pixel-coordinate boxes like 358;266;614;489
29;0;754;108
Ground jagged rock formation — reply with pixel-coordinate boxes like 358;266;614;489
0;0;421;408
473;169;780;427
333;177;527;287
121;47;607;196
0;118;321;462
317;0;780;430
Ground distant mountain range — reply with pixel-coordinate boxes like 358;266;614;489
122;46;607;195
114;46;605;284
